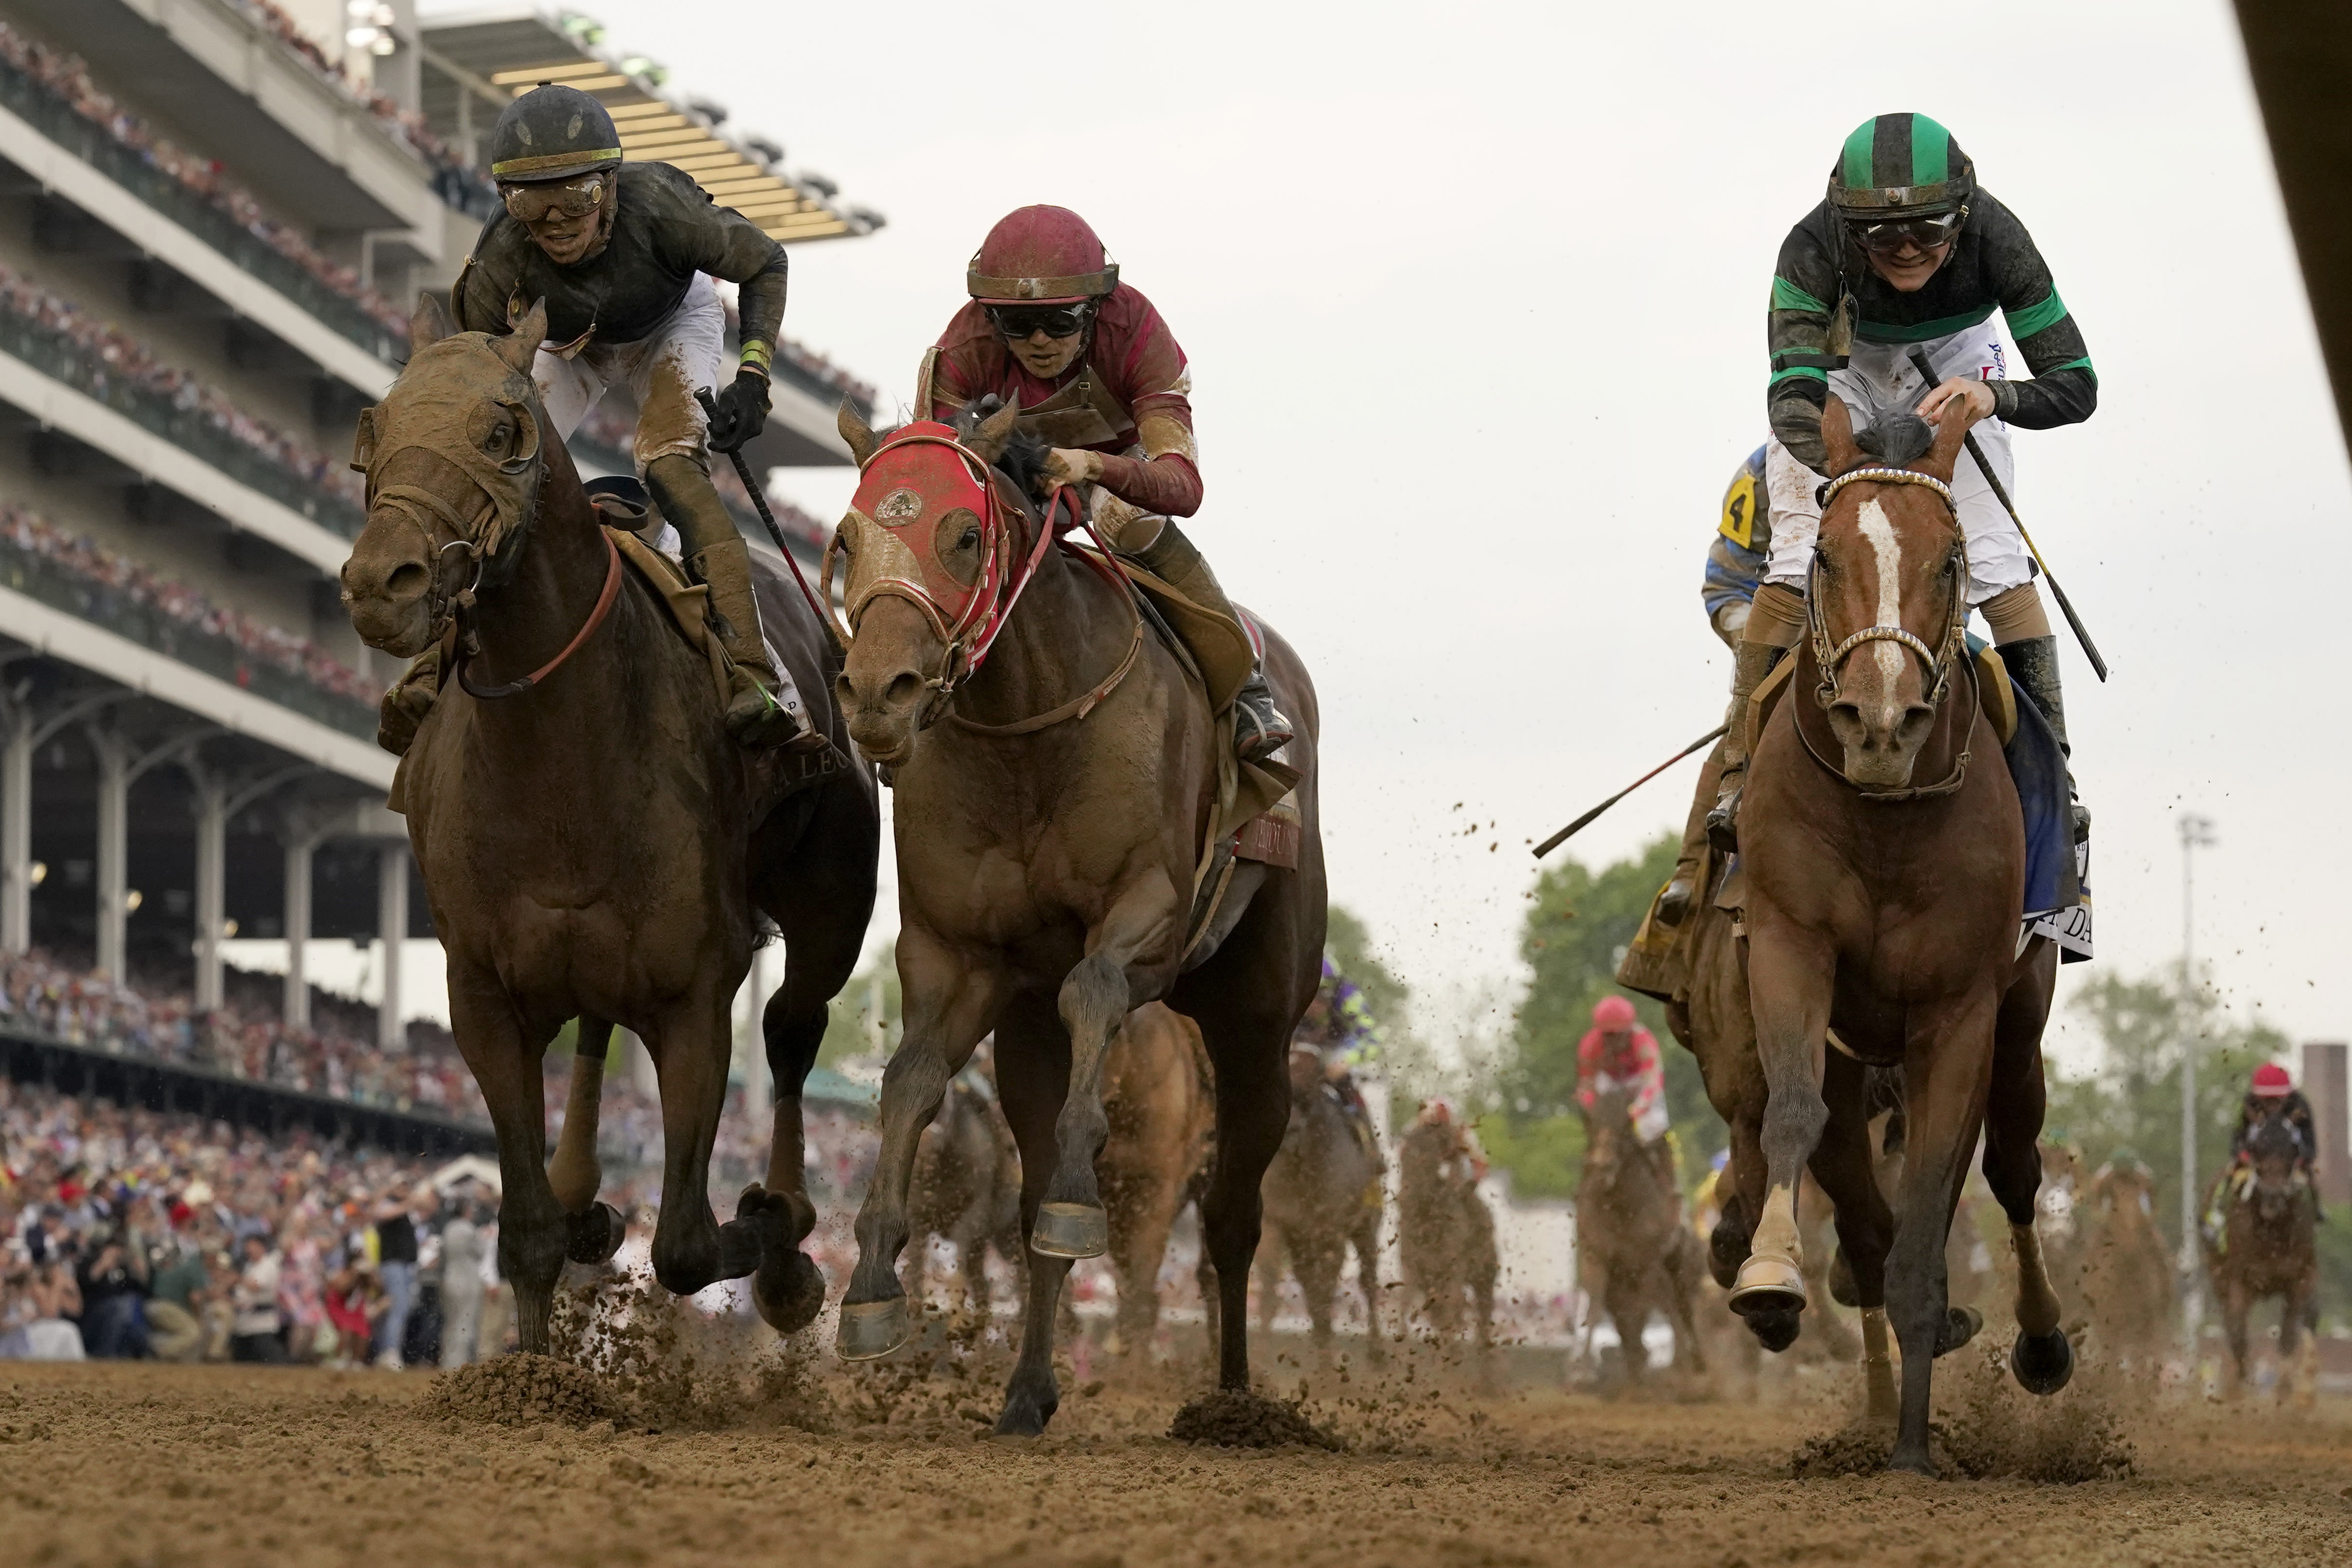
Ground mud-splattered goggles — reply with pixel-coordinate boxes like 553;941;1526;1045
1847;208;1966;255
500;174;609;224
987;302;1092;340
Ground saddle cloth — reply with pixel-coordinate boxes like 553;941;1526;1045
604;524;737;710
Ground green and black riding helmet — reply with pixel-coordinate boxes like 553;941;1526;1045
1828;112;1976;256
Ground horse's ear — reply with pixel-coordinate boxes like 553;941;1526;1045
1919;399;1971;482
1820;395;1863;475
411;291;456;351
965;396;1021;465
837;399;877;467
494;298;549;374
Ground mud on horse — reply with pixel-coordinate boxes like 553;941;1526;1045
827;398;1325;1434
1724;396;2071;1475
338;296;878;1352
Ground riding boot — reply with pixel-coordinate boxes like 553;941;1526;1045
1122;519;1293;765
647;454;822;753
1655;735;1727;928
377;645;442;758
1703;638;1788;857
1995;634;2089;844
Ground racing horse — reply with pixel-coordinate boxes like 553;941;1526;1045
337;296;878;1353
1576;1084;1707;1390
1256;1047;1385;1363
1099;1002;1218;1362
908;1049;1022;1325
2203;1111;2320;1402
2083;1155;2174;1371
1725;396;2071;1475
1397;1114;1498;1350
827;398;1325;1435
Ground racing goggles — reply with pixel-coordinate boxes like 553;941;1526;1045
987;302;1091;340
1847;208;1966;255
501;174;609;224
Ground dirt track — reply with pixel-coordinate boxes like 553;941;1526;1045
2;1333;2347;1568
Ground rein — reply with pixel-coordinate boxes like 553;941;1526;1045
453;527;624;699
1801;465;1975;803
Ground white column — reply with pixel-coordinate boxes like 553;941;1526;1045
377;840;408;1052
283;832;315;1028
0;706;30;956
90;728;128;979
190;771;227;1009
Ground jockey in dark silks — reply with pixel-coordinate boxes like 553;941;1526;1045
2205;1063;2324;1245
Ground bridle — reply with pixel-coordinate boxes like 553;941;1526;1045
355;345;621;702
825;424;1143;735
1800;465;1975;802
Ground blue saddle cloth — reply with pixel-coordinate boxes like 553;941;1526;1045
1971;635;2090;960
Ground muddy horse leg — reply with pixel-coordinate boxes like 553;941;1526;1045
1352;1211;1386;1363
644;984;750;1297
450;979;566;1354
1730;925;1832;1352
1808;1051;1897;1421
1979;960;2072;1397
839;927;1005;1359
1296;1233;1342;1362
547;1018;626;1265
991;991;1076;1434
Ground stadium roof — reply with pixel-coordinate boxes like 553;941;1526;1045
416;6;883;246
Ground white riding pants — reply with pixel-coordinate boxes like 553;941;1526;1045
531;273;725;470
1763;318;2030;609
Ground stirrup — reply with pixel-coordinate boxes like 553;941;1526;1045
1234;679;1294;765
1703;791;1740;857
1655;873;1698;928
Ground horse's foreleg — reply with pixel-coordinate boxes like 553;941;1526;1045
1353;1213;1387;1363
1729;924;1832;1349
450;983;564;1354
546;1018;610;1214
1809;1053;1896;1421
1981;961;2072;1397
1037;892;1175;1259
841;930;1003;1360
646;987;741;1297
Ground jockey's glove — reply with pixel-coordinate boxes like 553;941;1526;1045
707;367;772;453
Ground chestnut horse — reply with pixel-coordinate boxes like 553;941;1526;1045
2204;1112;2320;1401
1256;1048;1385;1361
338;297;877;1352
1725;398;2070;1474
1576;1085;1707;1390
828;400;1325;1435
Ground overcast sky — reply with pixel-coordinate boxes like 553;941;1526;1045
424;0;2346;1071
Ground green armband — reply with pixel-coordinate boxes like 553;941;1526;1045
738;340;773;378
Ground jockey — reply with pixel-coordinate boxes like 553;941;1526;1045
2206;1064;2323;1241
379;84;819;756
1709;112;2098;853
1577;995;1679;1203
922;205;1292;765
1412;1098;1489;1185
1294;956;1383;1162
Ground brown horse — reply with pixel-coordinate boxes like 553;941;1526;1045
2203;1113;2320;1401
337;297;877;1352
1099;1002;1217;1361
1397;1117;1497;1349
1256;1049;1385;1361
908;1054;1022;1325
2082;1157;2175;1371
828;400;1325;1435
1727;398;2070;1474
1576;1085;1706;1391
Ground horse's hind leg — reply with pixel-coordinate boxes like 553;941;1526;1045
548;1018;626;1265
992;991;1077;1435
1352;1214;1387;1364
450;982;565;1353
1981;949;2071;1397
644;986;745;1297
1807;1052;1897;1421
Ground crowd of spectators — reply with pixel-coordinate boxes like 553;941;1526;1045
0;261;365;517
0;20;410;338
0;1076;504;1365
572;402;835;552
718;294;880;412
0;504;377;708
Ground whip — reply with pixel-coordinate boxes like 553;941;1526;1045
1532;725;1726;859
695;387;837;644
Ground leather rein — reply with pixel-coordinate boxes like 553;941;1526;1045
1799;466;1976;803
825;429;1144;736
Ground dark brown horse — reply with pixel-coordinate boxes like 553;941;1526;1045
1397;1116;1497;1350
1575;1085;1706;1390
828;401;1325;1435
1256;1048;1384;1361
1727;398;2069;1474
337;297;877;1352
2204;1113;2320;1402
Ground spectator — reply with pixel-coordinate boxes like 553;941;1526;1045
322;1263;378;1369
75;1223;149;1359
227;1232;285;1362
437;1197;485;1369
144;1234;211;1364
0;1259;84;1360
371;1189;419;1369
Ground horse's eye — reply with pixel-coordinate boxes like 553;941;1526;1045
959;527;980;552
484;424;508;454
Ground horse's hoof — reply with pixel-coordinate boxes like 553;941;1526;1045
1742;1306;1802;1354
1828;1248;1860;1308
753;1250;826;1335
564;1201;626;1265
836;1297;912;1362
1728;1253;1807;1319
1030;1202;1109;1259
1706;1223;1748;1290
1935;1306;1984;1358
992;1393;1057;1437
1886;1447;1937;1478
2011;1327;2074;1395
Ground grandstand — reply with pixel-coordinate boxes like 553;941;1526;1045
0;0;881;1071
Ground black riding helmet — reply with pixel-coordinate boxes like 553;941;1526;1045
1828;112;1976;252
488;84;622;185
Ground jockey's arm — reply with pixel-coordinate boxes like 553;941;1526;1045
1090;396;1202;517
665;183;791;379
1626;1029;1666;1124
1764;222;1843;473
1977;195;2096;431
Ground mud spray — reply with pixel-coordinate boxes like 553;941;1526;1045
1790;1338;2135;1480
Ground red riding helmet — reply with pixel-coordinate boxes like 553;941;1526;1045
1592;995;1637;1031
967;205;1120;304
2251;1063;2293;1097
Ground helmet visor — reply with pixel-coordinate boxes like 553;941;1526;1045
1847;209;1965;256
987;303;1091;340
502;174;609;224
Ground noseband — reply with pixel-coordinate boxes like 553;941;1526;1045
1801;466;1975;802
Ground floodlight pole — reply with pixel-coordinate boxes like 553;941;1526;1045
2178;812;2217;1348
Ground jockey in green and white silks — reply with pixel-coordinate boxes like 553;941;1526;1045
1707;112;2098;852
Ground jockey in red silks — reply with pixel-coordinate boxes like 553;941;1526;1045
921;205;1291;766
1577;995;1680;1202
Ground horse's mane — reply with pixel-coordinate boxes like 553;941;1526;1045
1855;410;1936;467
877;396;1052;504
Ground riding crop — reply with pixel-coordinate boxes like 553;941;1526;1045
1904;348;2109;682
695;387;839;646
1532;724;1727;859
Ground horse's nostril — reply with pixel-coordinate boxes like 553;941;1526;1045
386;560;429;600
884;672;922;708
